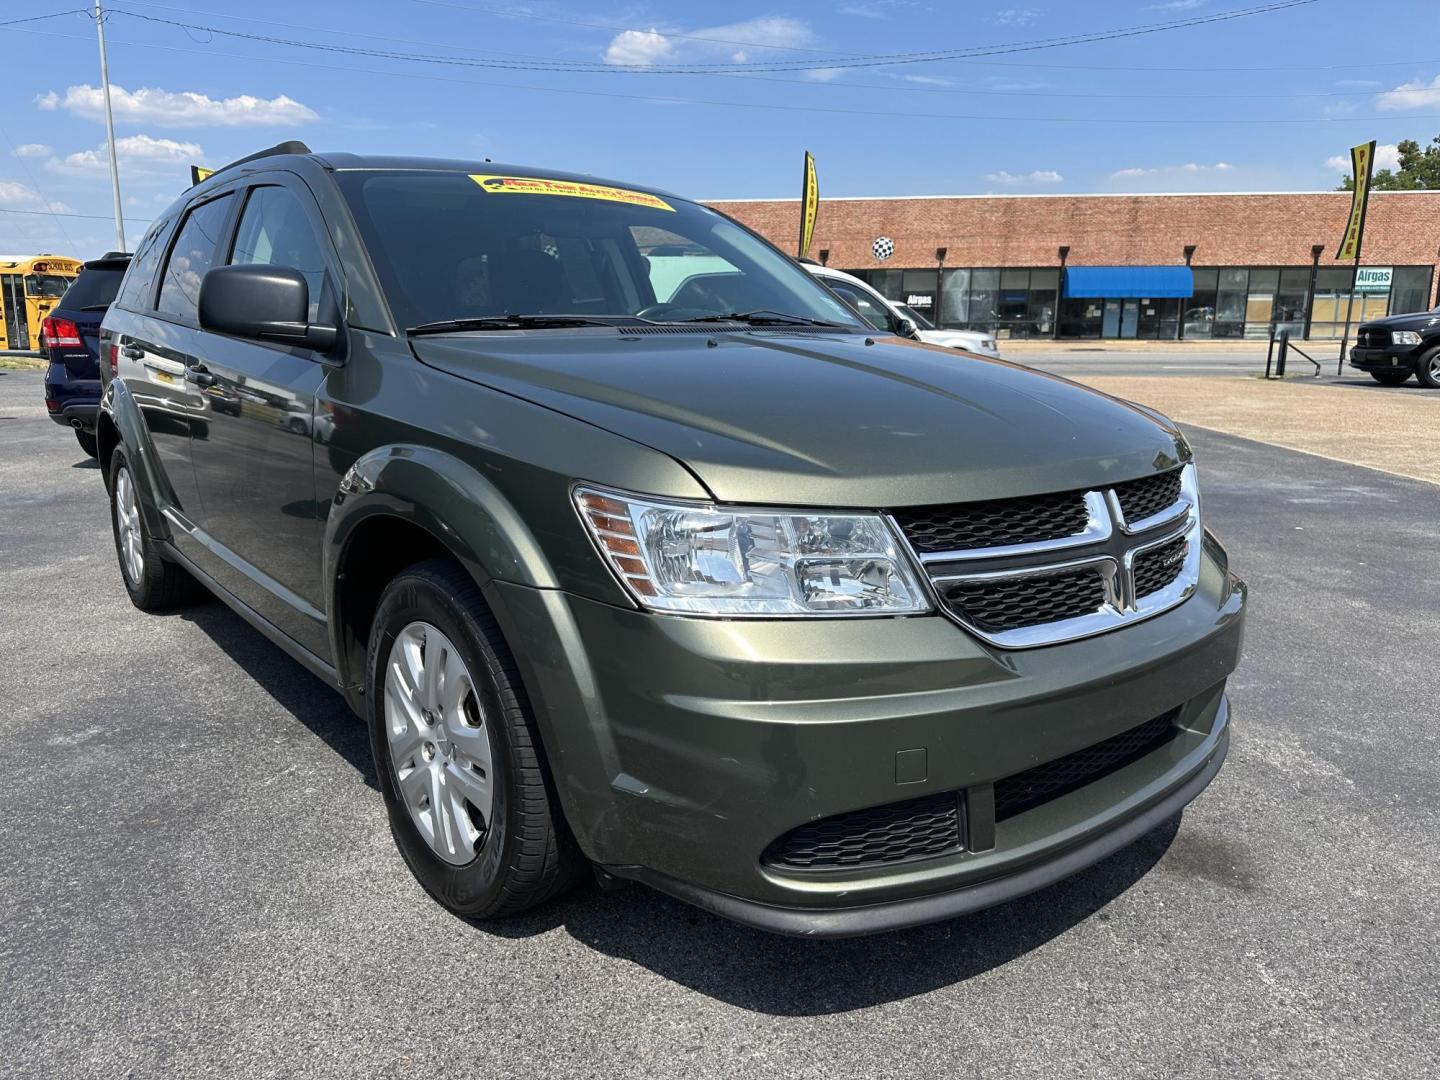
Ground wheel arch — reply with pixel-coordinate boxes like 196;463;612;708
324;443;562;709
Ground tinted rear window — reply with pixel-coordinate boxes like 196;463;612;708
60;266;125;310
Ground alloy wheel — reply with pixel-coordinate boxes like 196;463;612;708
383;621;495;865
114;466;144;586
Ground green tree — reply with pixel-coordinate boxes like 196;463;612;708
1337;135;1440;190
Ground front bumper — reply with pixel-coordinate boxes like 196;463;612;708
1349;345;1420;373
487;532;1245;936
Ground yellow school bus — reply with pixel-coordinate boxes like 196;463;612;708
0;254;82;351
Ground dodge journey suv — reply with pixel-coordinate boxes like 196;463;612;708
97;143;1245;937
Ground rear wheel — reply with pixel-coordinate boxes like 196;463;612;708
74;428;98;457
1414;347;1440;389
366;558;584;918
108;447;201;611
1369;370;1412;387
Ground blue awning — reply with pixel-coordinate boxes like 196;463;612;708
1063;266;1194;299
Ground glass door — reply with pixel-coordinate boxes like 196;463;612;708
1101;299;1121;337
1121;299;1139;338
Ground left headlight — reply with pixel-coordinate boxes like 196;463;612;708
574;487;931;617
1392;330;1423;345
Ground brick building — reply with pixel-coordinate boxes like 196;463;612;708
709;190;1440;341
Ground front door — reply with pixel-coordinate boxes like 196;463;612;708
1121;299;1140;338
1101;299;1121;337
184;180;338;657
2;274;27;349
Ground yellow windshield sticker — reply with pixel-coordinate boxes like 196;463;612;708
469;174;674;212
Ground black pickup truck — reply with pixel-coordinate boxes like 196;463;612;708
1348;309;1440;388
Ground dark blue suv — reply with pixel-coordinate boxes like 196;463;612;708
42;253;129;458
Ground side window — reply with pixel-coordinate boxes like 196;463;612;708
229;185;329;322
115;223;166;312
156;194;233;322
828;281;891;332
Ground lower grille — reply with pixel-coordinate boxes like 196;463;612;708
1133;536;1189;598
994;710;1182;821
762;792;962;871
940;566;1107;632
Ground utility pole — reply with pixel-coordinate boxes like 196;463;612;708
95;0;125;252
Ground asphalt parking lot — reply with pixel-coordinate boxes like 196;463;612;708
2;365;1437;1079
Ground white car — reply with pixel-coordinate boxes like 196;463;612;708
804;263;1001;359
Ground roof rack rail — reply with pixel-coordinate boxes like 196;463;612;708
195;141;313;186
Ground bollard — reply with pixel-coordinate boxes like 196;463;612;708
1275;329;1289;378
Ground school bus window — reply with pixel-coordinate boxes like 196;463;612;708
26;274;72;298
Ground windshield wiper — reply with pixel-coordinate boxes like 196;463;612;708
406;314;647;336
677;309;851;328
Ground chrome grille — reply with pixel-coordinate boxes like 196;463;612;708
893;491;1089;554
941;565;1107;632
895;464;1201;648
1114;470;1183;525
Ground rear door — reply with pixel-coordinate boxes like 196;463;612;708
183;176;338;656
53;261;127;381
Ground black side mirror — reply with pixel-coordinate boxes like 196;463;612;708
895;316;920;340
198;264;338;352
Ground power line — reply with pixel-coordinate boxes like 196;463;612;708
61;0;1440;103
0;206;153;223
9;23;1435;127
101;2;1322;76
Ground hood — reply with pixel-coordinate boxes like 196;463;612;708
1361;309;1440;331
412;329;1189;508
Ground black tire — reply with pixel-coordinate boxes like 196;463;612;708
366;558;584;918
1369;370;1412;387
74;428;98;457
1414;347;1440;389
108;447;201;611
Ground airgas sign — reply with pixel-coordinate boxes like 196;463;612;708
1354;266;1392;294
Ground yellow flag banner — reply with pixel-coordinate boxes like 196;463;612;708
798;151;818;259
190;165;214;186
1335;140;1375;261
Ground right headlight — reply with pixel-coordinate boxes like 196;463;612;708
1392;330;1422;345
574;486;931;617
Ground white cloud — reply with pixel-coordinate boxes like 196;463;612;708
1148;0;1207;9
990;9;1040;25
38;84;317;127
13;143;52;158
901;74;954;87
985;169;1064;184
802;67;845;82
1110;162;1233;178
47;134;203;175
0;179;72;214
603;17;813;67
1374;73;1440;111
1325;144;1402;173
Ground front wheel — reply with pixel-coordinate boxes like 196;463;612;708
1414;347;1440;389
366;558;584;918
75;428;98;457
1369;370;1412;387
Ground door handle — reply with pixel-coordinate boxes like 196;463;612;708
184;365;216;388
120;343;144;359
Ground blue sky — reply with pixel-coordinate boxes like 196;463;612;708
2;0;1438;257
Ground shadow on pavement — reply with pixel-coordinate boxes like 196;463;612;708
479;816;1180;1015
177;598;377;789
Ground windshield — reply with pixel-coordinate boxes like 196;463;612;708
25;274;72;298
59;266;124;309
896;304;935;330
335;170;863;331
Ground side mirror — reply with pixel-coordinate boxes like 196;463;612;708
895;316;920;340
198;264;338;352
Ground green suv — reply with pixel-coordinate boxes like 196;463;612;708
97;144;1245;937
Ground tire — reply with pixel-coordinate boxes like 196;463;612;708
366;558;584;919
108;447;201;611
74;428;98;457
1369;370;1412;387
1414;347;1440;389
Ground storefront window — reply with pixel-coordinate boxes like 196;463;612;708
1213;268;1248;338
1309;267;1353;339
1274;268;1309;338
966;269;999;333
939;267;970;327
1028;269;1058;337
1389;266;1434;315
901;269;938;320
1184;268;1219;339
1059;298;1103;338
